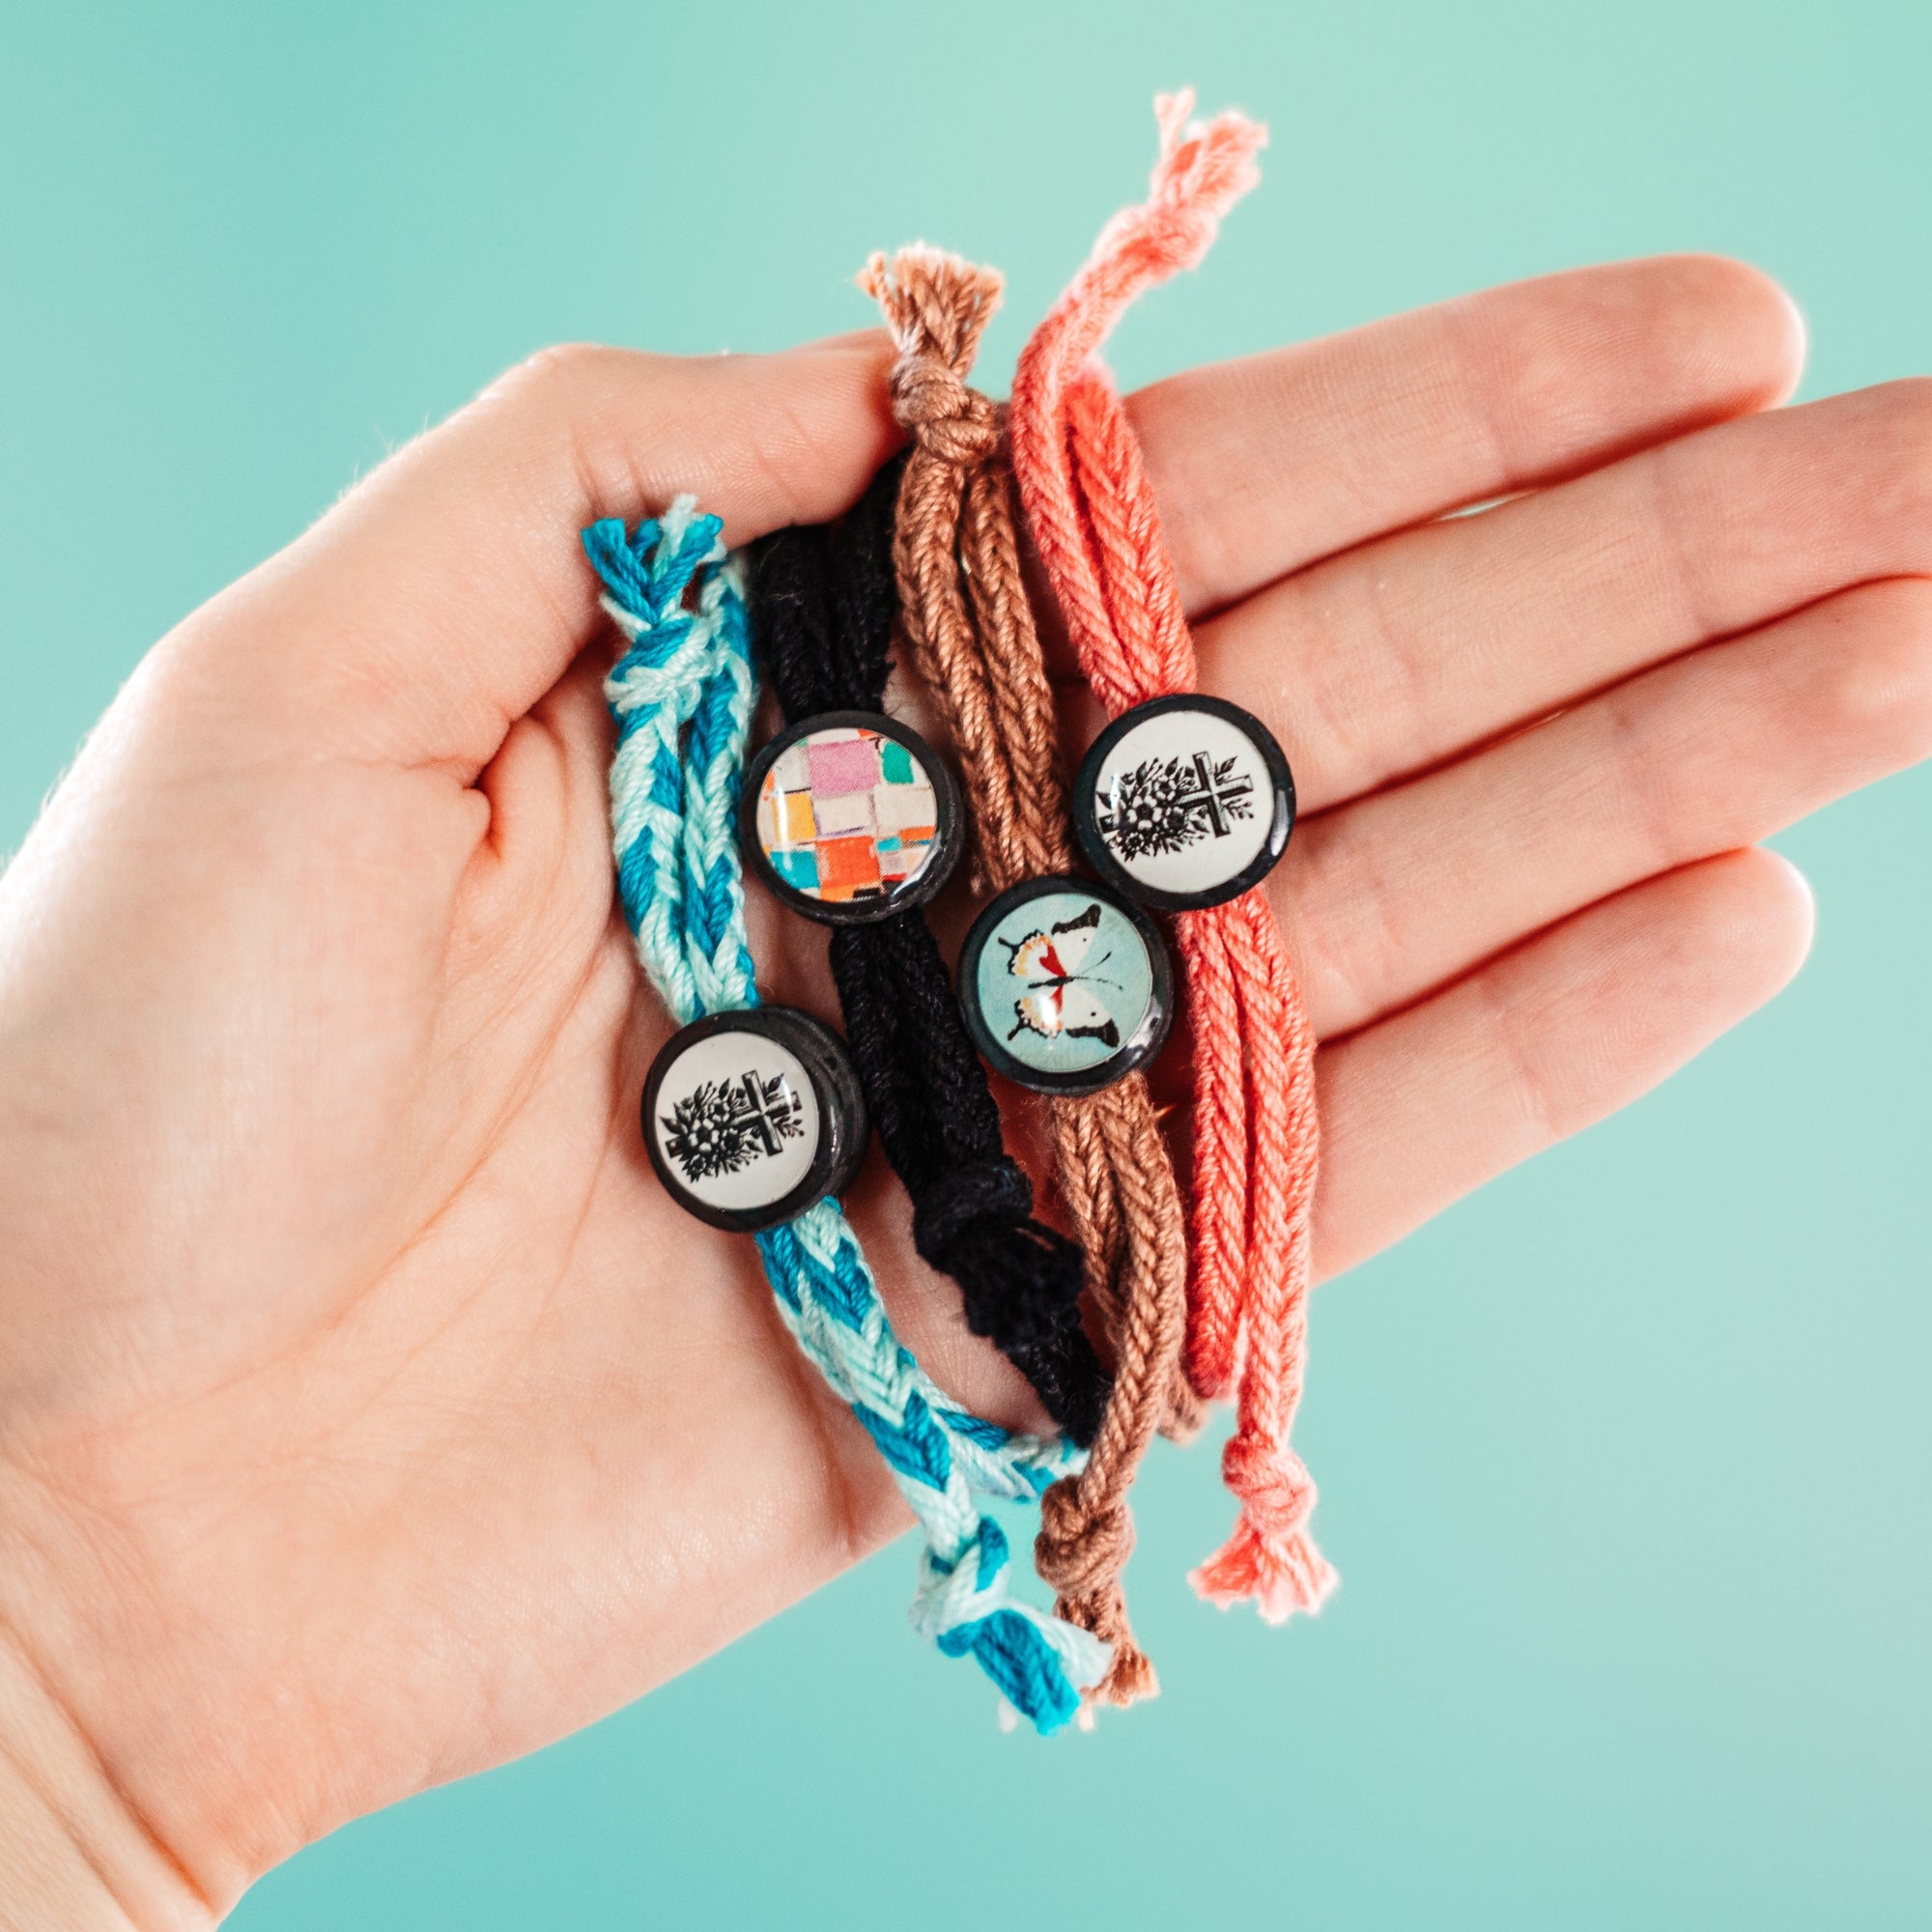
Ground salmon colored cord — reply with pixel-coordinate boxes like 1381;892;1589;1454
863;243;1193;1704
1010;92;1337;1620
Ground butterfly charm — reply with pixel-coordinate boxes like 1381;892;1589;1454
1000;902;1122;1049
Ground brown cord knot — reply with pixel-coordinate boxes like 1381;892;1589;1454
1034;1476;1135;1600
889;355;1001;464
860;245;1006;462
1221;1427;1316;1538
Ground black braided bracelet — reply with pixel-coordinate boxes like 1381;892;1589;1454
751;458;1110;1443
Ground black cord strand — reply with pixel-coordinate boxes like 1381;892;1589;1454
753;458;1109;1444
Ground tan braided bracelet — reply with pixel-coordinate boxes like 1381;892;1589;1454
864;244;1194;1708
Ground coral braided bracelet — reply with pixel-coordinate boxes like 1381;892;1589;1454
1011;94;1337;1620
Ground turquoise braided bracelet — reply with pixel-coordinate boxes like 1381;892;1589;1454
583;496;1109;1733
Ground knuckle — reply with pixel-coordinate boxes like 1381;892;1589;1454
1884;370;1932;447
1824;577;1932;759
478;343;688;519
1286;813;1406;1037
1848;378;1932;550
488;340;622;416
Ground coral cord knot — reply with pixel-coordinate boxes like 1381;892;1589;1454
1221;1428;1316;1537
1035;1480;1134;1599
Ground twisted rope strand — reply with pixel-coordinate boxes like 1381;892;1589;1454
583;498;1109;1727
864;243;1195;1705
1009;93;1337;1620
753;467;1111;1442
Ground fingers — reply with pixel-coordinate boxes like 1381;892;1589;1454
175;334;898;775
1203;377;1932;813
1128;255;1803;616
1312;847;1813;1282
1280;577;1932;1038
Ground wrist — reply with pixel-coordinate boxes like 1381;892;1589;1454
0;1625;215;1932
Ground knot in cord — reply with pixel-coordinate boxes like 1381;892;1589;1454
913;1515;1112;1728
587;500;732;720
890;354;1001;465
910;1154;1036;1263
1221;1427;1316;1538
863;244;1006;467
1035;1479;1135;1601
911;1156;1087;1353
602;620;720;715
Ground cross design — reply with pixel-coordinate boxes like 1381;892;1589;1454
1096;749;1258;861
661;1067;808;1184
728;1069;806;1155
1170;751;1254;837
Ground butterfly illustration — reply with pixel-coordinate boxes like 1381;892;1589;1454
1000;903;1122;1049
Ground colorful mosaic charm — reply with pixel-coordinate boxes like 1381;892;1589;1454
742;710;960;924
641;1007;870;1233
956;876;1175;1096
1073;694;1295;911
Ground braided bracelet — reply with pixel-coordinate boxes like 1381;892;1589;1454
1011;93;1337;1621
582;497;1109;1729
861;244;1191;1708
747;460;1114;1444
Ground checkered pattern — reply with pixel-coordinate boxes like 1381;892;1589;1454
755;726;940;903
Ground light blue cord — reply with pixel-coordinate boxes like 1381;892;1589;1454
585;496;1109;1733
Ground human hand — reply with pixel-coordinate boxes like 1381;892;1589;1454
2;256;1926;1927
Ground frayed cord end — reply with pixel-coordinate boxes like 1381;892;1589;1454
1094;1636;1160;1708
918;1517;1112;1736
858;243;1006;340
1151;86;1268;190
1083;88;1266;286
1189;1518;1338;1626
581;493;724;635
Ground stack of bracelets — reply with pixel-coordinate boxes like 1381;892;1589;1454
585;89;1329;1728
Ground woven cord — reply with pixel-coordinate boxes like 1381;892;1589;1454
752;464;1111;1443
1009;92;1336;1622
862;244;1193;1706
584;498;1111;1728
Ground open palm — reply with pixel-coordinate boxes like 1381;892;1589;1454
2;257;1926;1924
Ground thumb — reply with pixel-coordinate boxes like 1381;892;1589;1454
164;334;900;776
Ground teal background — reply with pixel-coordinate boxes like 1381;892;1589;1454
4;1;1929;1925
975;892;1160;1076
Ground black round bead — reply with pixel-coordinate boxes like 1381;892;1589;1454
641;1006;869;1234
955;875;1175;1097
740;710;962;925
1072;694;1294;912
